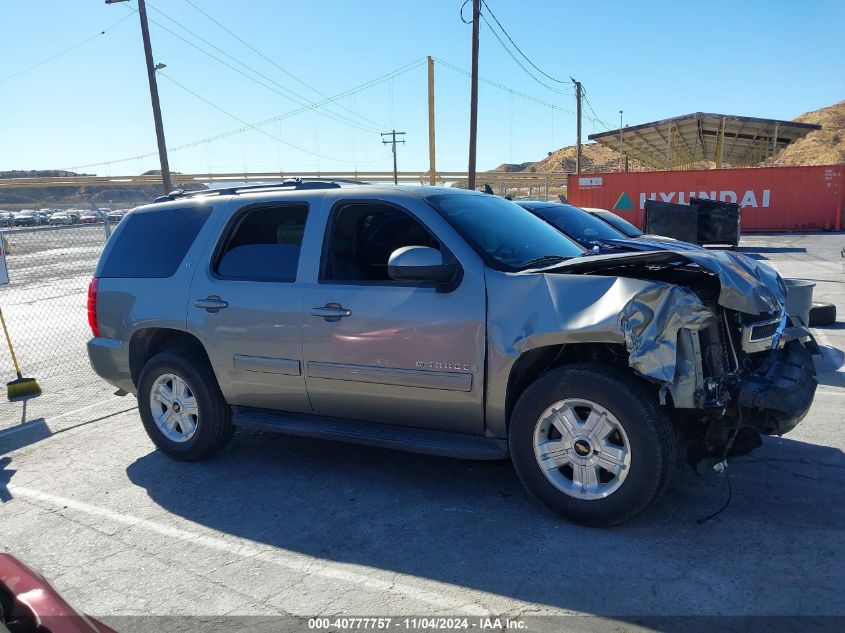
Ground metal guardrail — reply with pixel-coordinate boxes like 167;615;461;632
0;171;572;188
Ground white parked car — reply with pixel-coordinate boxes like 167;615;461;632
49;211;75;226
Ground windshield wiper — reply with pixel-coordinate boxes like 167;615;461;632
518;254;571;269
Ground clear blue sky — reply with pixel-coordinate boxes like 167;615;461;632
1;0;843;176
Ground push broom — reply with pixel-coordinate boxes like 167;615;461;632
0;306;40;400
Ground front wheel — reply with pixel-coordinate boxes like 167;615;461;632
509;364;676;526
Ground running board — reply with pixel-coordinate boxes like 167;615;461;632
231;407;508;460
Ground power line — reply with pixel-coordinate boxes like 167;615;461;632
471;2;614;137
62;58;426;170
139;1;384;133
167;59;425;153
480;1;569;86
434;57;616;130
144;2;383;133
459;0;473;24
583;90;614;130
180;0;385;131
479;14;569;96
158;72;384;165
0;12;135;83
434;57;574;115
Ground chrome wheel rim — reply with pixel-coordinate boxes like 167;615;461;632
533;398;631;500
149;373;199;443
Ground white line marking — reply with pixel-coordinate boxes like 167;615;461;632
814;327;833;349
0;397;135;440
7;485;491;614
812;327;845;374
49;396;132;422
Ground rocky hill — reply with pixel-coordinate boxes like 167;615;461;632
762;100;845;167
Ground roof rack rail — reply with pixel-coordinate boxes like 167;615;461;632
152;178;367;203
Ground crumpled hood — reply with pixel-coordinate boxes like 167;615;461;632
547;248;786;315
633;235;703;250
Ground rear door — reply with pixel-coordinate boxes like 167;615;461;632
187;198;314;413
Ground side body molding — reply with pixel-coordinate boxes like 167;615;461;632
307;361;472;392
233;354;301;376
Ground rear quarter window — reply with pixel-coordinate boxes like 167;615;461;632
98;206;212;278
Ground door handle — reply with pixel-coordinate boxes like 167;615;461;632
310;303;351;321
195;296;229;313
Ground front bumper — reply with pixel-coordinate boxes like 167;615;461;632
735;339;818;436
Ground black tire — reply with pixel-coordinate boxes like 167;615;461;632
809;302;837;327
509;364;676;527
138;350;234;461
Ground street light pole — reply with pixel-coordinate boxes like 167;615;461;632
106;0;172;194
618;110;625;173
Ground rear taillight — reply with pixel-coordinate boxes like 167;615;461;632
87;277;100;337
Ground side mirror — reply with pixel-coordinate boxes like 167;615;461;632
388;246;455;283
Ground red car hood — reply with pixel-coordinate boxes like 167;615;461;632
0;554;115;633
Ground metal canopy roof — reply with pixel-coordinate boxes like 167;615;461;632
588;112;820;170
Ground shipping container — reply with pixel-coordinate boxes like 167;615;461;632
567;165;844;232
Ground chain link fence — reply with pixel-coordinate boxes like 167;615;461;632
0;222;117;419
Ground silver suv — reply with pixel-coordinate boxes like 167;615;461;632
87;181;818;526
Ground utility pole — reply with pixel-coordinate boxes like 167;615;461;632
381;130;406;185
571;78;582;174
467;0;480;190
427;56;436;186
106;0;172;194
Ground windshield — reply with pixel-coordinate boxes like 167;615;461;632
526;203;624;243
593;210;643;237
426;193;585;270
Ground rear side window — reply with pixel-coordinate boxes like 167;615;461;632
215;204;308;282
532;204;622;242
99;206;211;278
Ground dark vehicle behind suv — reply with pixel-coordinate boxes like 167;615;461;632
582;207;643;237
517;201;701;254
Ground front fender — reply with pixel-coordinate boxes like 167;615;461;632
484;270;715;437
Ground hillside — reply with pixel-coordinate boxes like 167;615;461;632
0;170;206;207
493;161;537;172
494;143;626;174
762;100;845;167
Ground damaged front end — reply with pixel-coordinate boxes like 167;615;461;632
493;248;819;467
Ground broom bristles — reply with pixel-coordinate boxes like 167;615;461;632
8;376;41;401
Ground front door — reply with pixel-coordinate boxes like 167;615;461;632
302;199;485;435
188;200;313;413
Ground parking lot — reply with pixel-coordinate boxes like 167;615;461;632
1;232;844;631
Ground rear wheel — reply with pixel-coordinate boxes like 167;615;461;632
509;364;675;526
138;350;233;461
